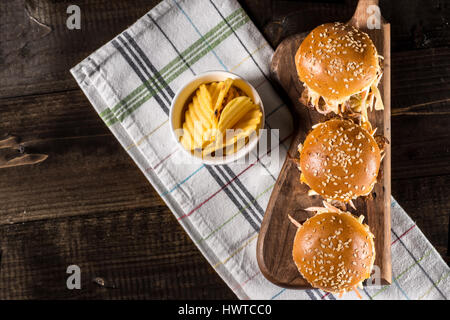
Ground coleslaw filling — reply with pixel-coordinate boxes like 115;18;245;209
301;58;384;124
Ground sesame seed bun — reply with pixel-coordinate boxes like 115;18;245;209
299;119;381;202
295;22;379;102
292;205;375;293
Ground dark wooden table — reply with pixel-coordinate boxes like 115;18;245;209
0;0;449;299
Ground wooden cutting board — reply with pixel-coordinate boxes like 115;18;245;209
256;0;392;288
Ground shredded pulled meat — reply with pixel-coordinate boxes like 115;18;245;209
300;64;384;125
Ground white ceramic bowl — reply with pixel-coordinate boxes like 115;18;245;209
170;71;265;165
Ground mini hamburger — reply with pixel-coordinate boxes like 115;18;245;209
298;118;381;205
290;202;375;296
295;22;384;123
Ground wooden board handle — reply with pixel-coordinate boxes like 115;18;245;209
349;0;382;28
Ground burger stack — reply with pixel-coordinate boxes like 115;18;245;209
290;22;386;296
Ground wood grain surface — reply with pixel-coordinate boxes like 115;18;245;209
0;0;448;299
257;0;392;288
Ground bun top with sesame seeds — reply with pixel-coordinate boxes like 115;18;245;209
296;22;379;102
291;203;375;294
294;22;383;121
298;118;381;202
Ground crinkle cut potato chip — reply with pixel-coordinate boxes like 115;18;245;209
180;78;262;157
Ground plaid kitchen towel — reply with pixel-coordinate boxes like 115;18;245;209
71;0;449;300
